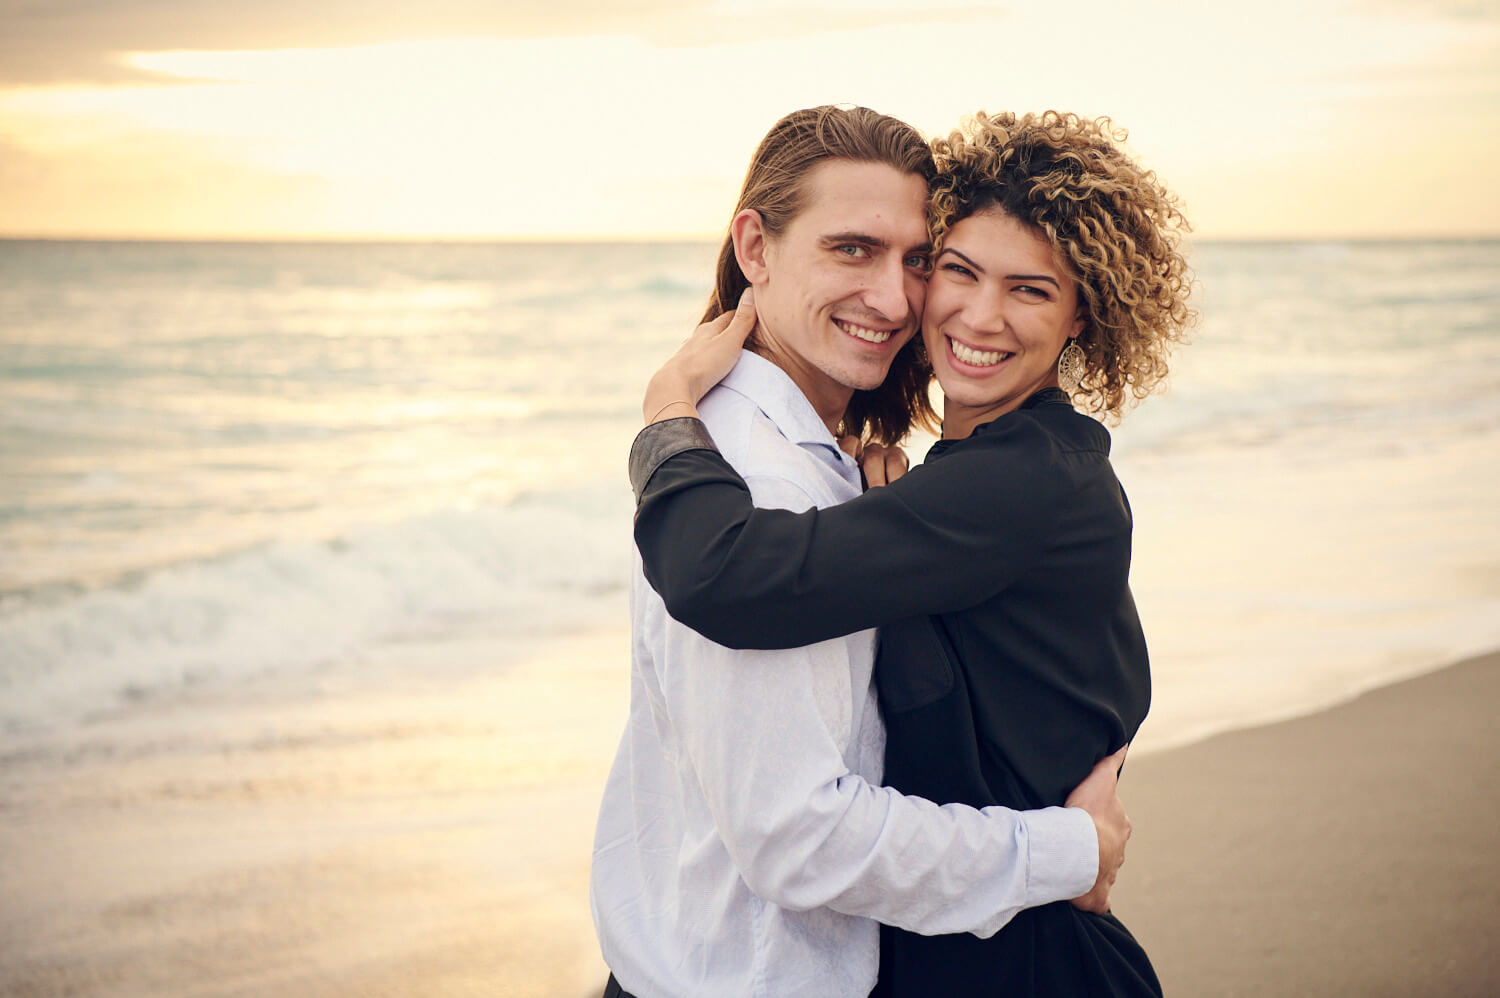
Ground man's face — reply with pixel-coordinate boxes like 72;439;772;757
749;159;931;423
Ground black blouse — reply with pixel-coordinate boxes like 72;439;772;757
629;388;1161;996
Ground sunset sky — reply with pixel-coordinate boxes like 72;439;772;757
1;0;1497;240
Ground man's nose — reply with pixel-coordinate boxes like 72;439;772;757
862;258;912;322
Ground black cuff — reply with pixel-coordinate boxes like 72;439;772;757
628;417;718;502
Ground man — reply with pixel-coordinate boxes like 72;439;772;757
591;106;1128;998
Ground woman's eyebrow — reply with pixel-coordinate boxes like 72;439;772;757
938;247;1061;287
937;246;983;271
1006;273;1061;288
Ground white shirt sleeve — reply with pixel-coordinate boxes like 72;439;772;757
653;472;1097;938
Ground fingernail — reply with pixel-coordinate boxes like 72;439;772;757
740;287;754;306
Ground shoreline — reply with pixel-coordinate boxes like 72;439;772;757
1130;646;1500;758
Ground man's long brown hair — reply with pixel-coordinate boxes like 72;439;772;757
703;106;938;444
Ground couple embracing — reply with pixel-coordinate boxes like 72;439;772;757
592;104;1193;998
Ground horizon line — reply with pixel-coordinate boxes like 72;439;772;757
4;231;1500;246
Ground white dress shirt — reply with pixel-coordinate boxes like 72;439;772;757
591;351;1096;998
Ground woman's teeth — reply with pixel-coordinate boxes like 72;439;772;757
949;338;1010;367
835;320;892;343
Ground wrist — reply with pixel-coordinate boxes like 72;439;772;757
646;400;697;424
643;373;701;420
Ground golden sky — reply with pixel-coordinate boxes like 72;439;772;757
1;0;1497;240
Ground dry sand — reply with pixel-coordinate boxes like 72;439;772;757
1;643;1496;997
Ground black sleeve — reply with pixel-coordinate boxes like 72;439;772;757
630;416;1063;649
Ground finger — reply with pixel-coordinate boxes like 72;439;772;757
884;447;909;483
720;283;756;322
694;310;738;339
838;435;861;459
721;288;757;336
862;449;887;487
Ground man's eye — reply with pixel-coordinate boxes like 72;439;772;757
904;254;931;271
837;245;867;258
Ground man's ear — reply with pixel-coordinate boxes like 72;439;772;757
731;209;770;284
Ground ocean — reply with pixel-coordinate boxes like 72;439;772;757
3;238;1497;748
0;240;703;736
1;237;1498;992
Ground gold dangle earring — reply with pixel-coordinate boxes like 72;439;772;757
1057;338;1085;394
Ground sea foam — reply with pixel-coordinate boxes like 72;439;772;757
0;488;633;735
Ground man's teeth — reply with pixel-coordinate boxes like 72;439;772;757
836;320;892;344
950;338;1009;367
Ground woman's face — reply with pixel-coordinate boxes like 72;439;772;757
921;209;1085;438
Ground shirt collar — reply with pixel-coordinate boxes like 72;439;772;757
928;387;1075;460
721;350;857;468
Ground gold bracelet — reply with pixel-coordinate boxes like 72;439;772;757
648;400;694;424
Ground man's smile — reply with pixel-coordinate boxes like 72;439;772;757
834;318;896;344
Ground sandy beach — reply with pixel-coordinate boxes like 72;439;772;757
2;644;1497;997
0;629;627;998
1120;650;1500;996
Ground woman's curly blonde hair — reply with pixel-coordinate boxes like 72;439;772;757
929;111;1196;419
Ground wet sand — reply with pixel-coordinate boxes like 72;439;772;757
0;630;624;998
2;642;1496;997
1117;650;1500;996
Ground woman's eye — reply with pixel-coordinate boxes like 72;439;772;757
1016;285;1049;299
941;262;974;278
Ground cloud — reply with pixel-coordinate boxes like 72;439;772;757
0;0;678;86
1351;0;1500;20
3;1;1494;238
0;0;1002;87
0;132;333;237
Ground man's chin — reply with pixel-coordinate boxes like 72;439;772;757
845;366;898;393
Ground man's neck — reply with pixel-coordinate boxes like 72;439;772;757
746;342;852;437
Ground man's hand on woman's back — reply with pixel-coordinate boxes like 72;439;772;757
1065;745;1131;914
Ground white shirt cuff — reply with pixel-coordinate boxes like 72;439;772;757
1024;805;1098;905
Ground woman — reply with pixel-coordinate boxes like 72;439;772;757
631;111;1193;995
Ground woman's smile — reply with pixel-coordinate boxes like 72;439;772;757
945;334;1013;368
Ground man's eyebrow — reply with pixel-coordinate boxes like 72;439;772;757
820;232;888;249
821;232;933;254
936;247;1061;286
